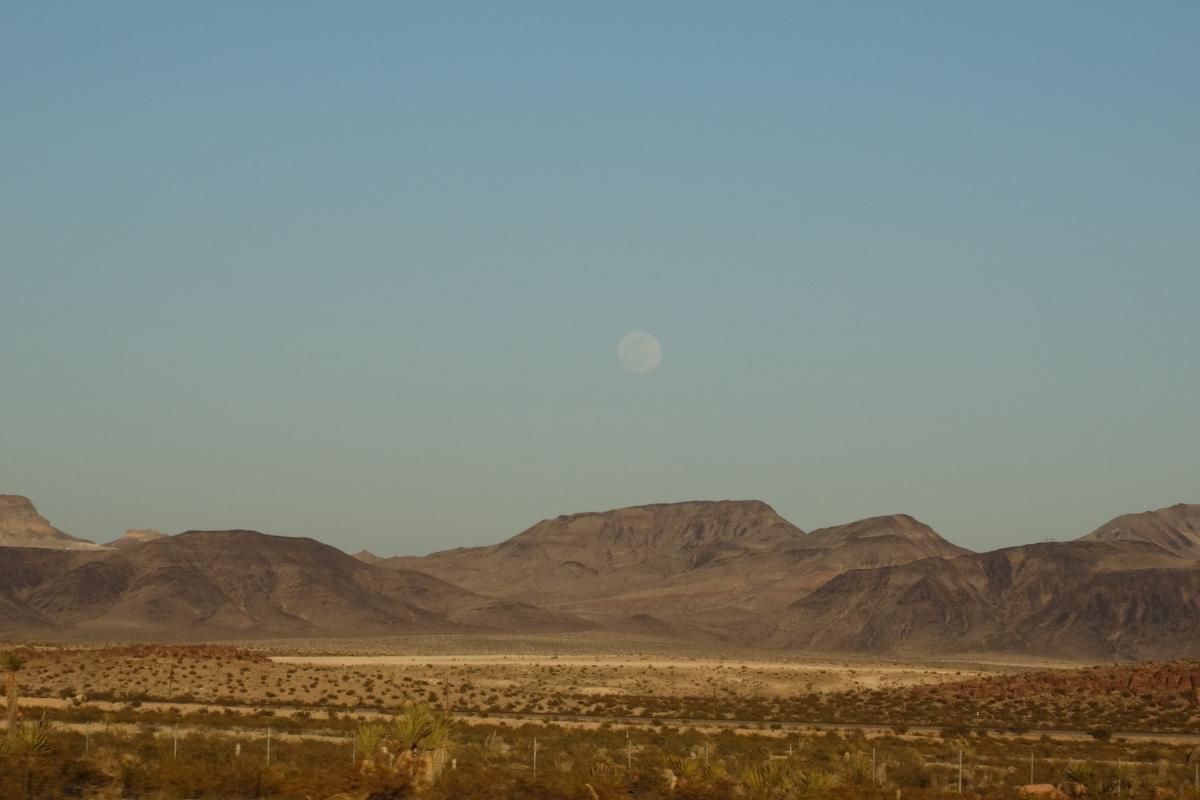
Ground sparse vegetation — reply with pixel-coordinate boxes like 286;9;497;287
2;712;1199;800
3;643;1200;798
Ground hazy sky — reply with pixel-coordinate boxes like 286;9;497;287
3;3;1198;556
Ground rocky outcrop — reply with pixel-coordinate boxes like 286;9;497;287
103;529;169;549
0;495;105;550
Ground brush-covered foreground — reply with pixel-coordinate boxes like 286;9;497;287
3;645;1200;799
4;710;1200;800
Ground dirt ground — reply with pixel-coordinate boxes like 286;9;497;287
5;637;1055;716
272;653;1002;702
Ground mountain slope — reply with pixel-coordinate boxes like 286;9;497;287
0;495;106;550
752;540;1200;660
1079;504;1200;560
0;530;591;637
104;529;169;549
377;501;971;623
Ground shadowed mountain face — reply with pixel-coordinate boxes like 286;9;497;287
1079;504;1200;560
0;495;106;550
751;540;1200;661
373;501;971;623
0;530;592;637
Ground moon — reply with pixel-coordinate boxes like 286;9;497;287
618;332;662;373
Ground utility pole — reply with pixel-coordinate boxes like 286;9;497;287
173;724;178;759
266;727;271;766
533;737;537;776
958;749;963;794
627;734;632;771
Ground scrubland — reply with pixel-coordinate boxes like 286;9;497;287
2;643;1199;799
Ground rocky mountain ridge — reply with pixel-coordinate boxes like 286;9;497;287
370;501;970;624
1078;503;1200;560
2;495;1198;660
0;529;590;637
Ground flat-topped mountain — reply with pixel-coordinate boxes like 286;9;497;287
1078;504;1200;560
0;529;590;637
752;539;1200;660
373;501;972;624
0;495;106;550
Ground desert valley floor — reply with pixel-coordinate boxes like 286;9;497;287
4;637;1200;800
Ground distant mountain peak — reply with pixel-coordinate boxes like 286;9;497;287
806;514;970;557
512;499;805;550
1079;504;1200;559
103;529;169;549
0;495;106;550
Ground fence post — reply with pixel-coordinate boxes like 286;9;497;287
533;737;537;776
173;724;178;760
85;722;89;756
266;727;271;766
958;749;963;794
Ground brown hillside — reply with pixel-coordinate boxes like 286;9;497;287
0;530;592;637
1079;504;1200;559
753;540;1200;660
376;501;971;625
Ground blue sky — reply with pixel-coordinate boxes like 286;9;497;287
2;3;1197;555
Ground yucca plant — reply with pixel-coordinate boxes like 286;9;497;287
794;768;841;797
390;702;455;780
1066;761;1095;784
2;651;27;742
355;724;385;767
842;751;874;785
1;719;53;757
2;719;54;800
740;764;769;795
704;758;728;781
481;731;509;761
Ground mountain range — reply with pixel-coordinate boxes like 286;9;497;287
2;494;1198;660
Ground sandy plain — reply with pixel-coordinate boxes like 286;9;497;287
8;633;1076;719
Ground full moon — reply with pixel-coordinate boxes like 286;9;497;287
618;332;662;373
